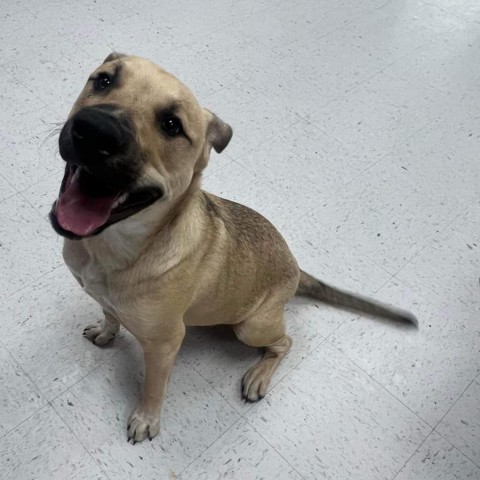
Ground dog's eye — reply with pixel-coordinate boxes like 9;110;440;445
161;116;183;137
94;73;112;91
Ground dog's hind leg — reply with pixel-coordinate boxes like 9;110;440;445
234;304;292;402
83;309;120;346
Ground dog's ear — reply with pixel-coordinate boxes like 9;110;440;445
205;109;232;153
103;52;127;64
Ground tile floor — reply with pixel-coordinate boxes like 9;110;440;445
0;0;479;479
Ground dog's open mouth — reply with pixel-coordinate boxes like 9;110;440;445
50;164;163;239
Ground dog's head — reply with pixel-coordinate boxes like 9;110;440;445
50;53;232;239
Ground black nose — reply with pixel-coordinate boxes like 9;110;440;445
71;107;125;159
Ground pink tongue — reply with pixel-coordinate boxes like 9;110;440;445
56;173;119;236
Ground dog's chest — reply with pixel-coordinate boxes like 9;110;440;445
63;239;123;315
77;260;107;297
74;258;119;312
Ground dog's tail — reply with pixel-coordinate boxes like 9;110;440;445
296;270;418;326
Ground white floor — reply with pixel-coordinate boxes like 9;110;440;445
1;0;479;479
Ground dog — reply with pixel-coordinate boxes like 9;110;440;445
49;53;417;444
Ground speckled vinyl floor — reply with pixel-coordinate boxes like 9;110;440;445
0;1;479;479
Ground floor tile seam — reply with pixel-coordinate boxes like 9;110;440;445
1;316;134;410
250;6;372;55
231;140;337;192
45;341;136;479
298;56;398;114
49;398;114;480
434;427;480;469
391;208;475;320
240;336;331;417
302;108;441;179
0;183;20;205
201;118;370;233
175;417;245;478
324;306;480;447
419;0;472;24
0;342;50;439
337;228;452;284
179;314;330;419
213;115;304;163
18;189;55;225
175;354;246;417
249;334;332;410
395;205;472;277
0;403;50;442
295;40;457;134
202;157;237;180
390;429;434;480
0;260;64;304
159;2;285;56
205;155;316;231
0;358;112;480
434;423;480;470
376;272;462;325
16;189;59;226
198;77;242;101
47;338;135;405
242;416;307;480
294;216;398;295
0;262;64;303
323;266;478;399
298;210;399;281
0;64;50;111
265;0;408;55
257;158;354;205
433;377;477;431
304;111;435;185
324;339;435;429
208;75;413;202
326;302;480;429
0;59;74;121
302;172;468;282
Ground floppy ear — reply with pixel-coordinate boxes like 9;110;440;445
103;52;127;64
205;109;233;153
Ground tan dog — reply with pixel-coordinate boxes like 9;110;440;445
50;53;417;444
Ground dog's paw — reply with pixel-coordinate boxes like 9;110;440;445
83;322;116;346
241;363;270;403
127;407;160;444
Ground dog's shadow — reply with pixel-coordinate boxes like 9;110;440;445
180;324;261;365
114;324;260;406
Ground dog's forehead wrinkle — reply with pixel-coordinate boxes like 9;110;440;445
92;60;122;77
123;58;175;82
156;98;198;117
125;59;197;98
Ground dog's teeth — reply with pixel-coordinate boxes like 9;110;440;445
112;194;128;209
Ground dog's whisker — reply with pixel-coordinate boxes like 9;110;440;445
36;124;63;157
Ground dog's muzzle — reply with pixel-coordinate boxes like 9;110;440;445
50;105;163;239
59;105;138;186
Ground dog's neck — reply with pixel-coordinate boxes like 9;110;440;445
82;174;204;271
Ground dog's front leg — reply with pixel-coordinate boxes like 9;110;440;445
127;322;185;444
